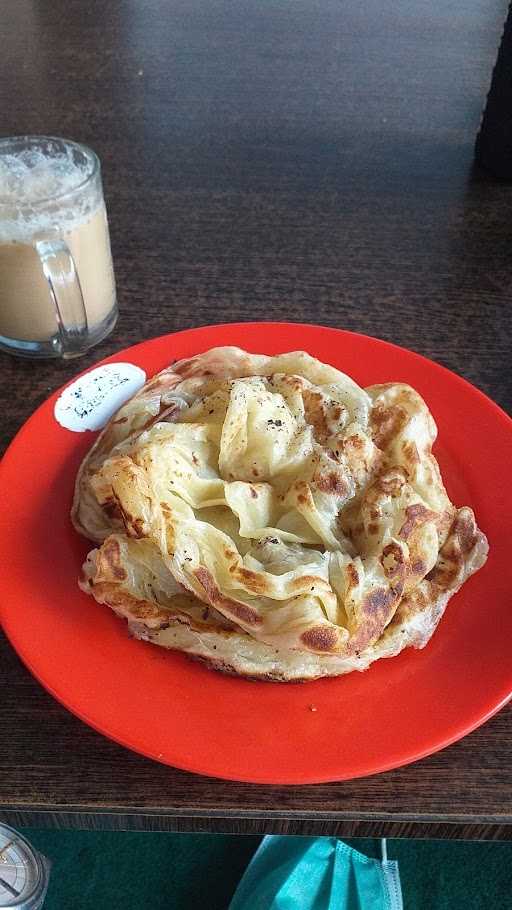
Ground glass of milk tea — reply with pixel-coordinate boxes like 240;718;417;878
0;136;118;358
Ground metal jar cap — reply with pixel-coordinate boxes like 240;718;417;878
0;825;51;909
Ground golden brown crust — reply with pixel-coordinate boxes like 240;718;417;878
300;626;340;652
194;567;263;626
399;504;438;541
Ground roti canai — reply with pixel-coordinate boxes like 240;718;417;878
73;347;488;681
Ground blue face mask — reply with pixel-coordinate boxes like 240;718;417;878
228;836;403;910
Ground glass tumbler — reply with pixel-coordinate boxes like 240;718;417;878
0;135;118;358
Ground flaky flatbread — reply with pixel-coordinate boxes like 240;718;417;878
73;347;488;680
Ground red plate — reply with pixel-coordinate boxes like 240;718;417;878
0;323;511;784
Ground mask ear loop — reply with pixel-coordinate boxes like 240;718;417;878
380;837;404;910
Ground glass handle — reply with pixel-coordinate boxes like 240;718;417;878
35;237;89;358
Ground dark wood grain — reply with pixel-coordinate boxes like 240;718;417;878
0;0;511;839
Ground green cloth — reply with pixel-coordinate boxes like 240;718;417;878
20;829;512;910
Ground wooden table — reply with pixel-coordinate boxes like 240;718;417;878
1;0;510;840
